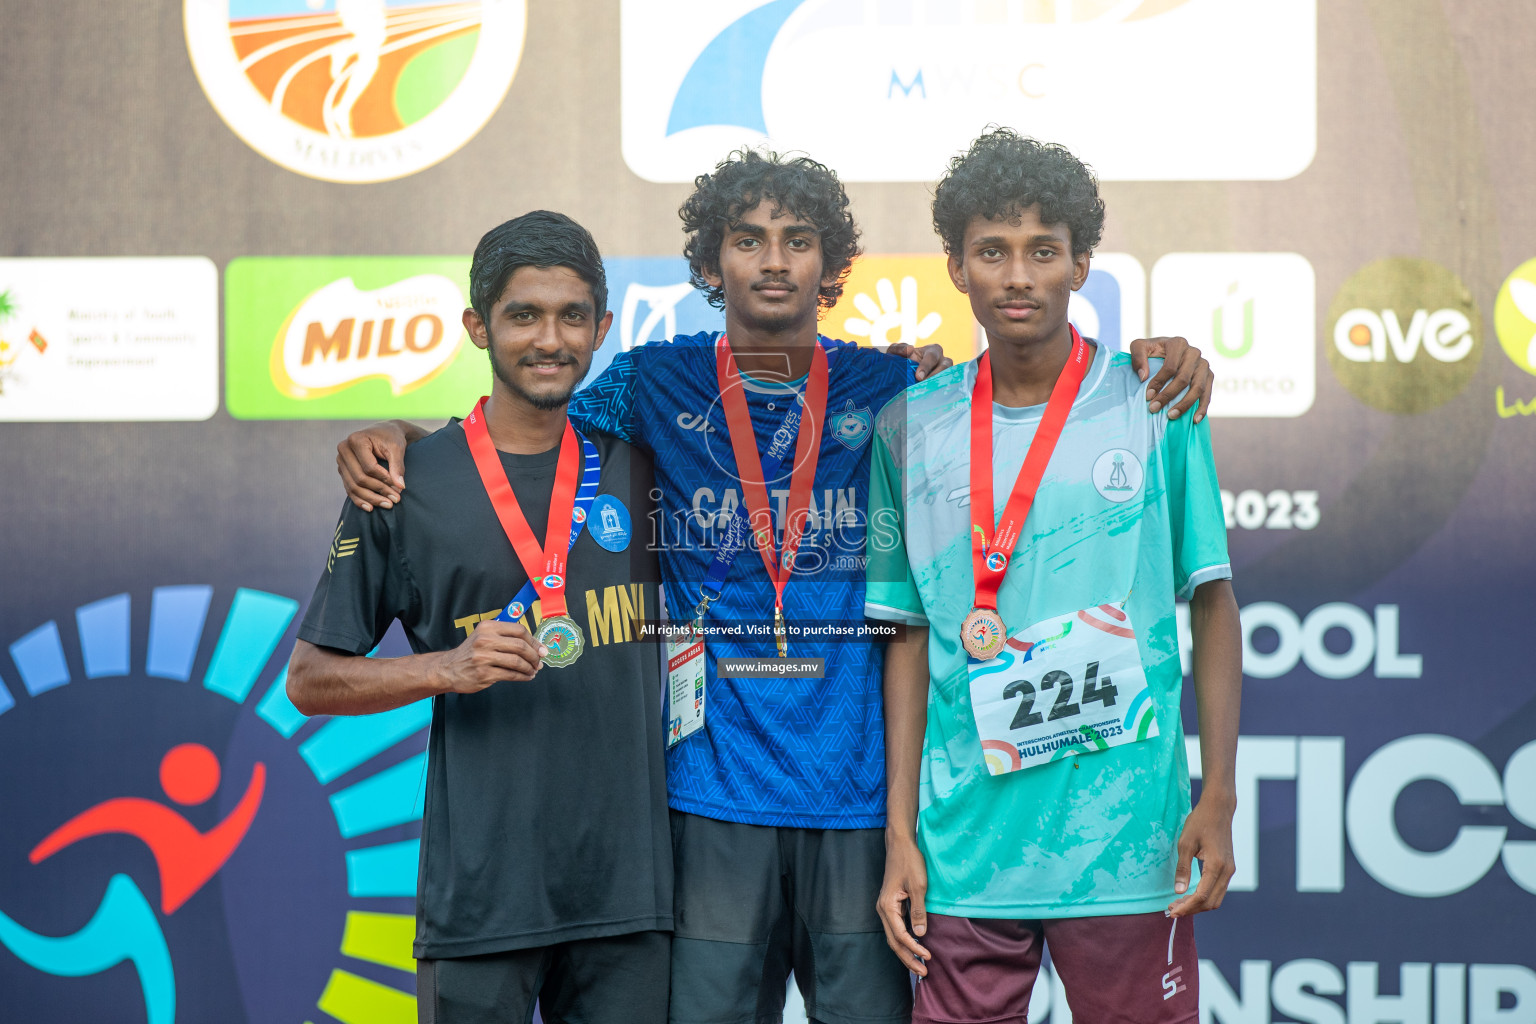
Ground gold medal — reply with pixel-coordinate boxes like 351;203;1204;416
961;606;1007;660
536;614;585;668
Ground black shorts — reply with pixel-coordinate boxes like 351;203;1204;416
416;929;670;1024
668;810;912;1024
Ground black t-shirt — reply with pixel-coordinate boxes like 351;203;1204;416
298;422;670;958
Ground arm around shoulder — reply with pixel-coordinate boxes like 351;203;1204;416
336;419;432;511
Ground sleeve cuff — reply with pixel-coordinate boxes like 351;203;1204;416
865;601;929;626
1176;563;1233;601
295;624;379;657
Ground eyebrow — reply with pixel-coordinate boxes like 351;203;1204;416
726;221;820;237
972;233;1067;248
501;299;593;316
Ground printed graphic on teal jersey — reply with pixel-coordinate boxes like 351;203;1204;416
865;346;1231;917
568;332;915;828
0;586;426;1021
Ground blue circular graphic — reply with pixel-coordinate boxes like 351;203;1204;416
589;495;632;552
0;585;425;1023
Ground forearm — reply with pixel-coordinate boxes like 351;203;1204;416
287;638;443;717
883;625;930;843
1189;579;1242;803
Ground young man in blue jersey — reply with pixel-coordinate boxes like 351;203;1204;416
867;130;1242;1024
334;150;1215;1024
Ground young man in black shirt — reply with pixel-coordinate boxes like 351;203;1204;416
287;211;671;1024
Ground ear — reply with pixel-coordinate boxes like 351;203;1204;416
1071;251;1091;292
947;252;970;295
463;307;490;352
700;259;723;291
592;309;614;352
821;254;841;290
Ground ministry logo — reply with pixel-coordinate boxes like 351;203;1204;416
186;0;527;183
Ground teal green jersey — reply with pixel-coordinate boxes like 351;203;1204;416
865;346;1231;918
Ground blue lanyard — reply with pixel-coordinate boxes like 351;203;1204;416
496;430;602;623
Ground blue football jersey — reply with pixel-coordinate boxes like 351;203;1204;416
569;331;916;828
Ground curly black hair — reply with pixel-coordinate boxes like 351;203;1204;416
680;148;862;311
932;129;1105;258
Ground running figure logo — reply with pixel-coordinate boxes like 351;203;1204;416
325;0;387;138
0;743;266;1024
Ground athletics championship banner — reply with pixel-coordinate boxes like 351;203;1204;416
0;1;1533;1022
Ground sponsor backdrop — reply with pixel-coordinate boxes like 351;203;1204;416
1;1;1533;1022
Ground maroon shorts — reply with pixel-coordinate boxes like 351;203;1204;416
911;911;1199;1024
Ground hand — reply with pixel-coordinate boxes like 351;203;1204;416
888;342;953;382
1167;793;1236;917
876;836;932;976
337;420;409;511
429;620;545;693
1127;336;1214;423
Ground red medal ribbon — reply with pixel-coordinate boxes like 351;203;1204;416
715;336;830;621
970;327;1091;612
463;396;582;619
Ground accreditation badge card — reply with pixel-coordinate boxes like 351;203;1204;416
967;601;1159;776
666;625;706;748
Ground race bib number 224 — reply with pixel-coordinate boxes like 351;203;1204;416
967;602;1159;776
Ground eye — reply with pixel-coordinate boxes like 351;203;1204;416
1034;248;1056;259
738;236;760;249
512;310;536;322
787;236;811;249
980;247;1004;260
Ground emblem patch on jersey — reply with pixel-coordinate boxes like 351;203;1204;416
589;494;633;552
327;521;360;572
831;400;873;451
1092;448;1144;503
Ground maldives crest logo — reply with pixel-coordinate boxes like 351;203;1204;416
186;0;527;183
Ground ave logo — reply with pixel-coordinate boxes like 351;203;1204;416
1327;259;1481;414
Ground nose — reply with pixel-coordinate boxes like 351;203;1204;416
1003;251;1033;293
761;236;791;273
530;315;566;354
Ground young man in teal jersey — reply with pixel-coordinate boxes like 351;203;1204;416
332;149;1216;1024
866;130;1242;1024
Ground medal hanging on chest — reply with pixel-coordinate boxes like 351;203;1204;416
464;397;588;669
964;327;1091;660
715;335;829;657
